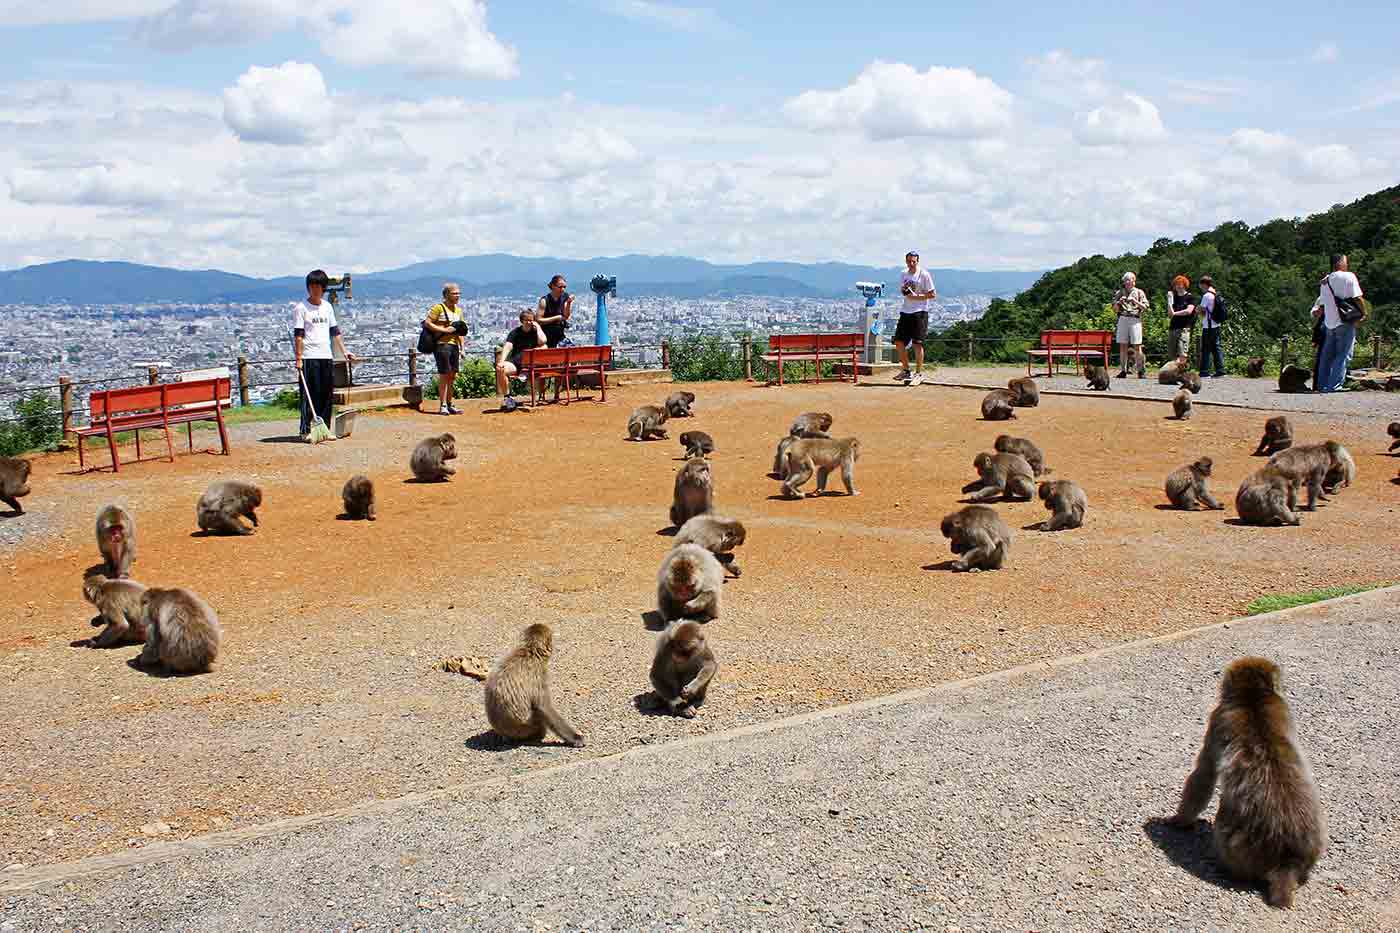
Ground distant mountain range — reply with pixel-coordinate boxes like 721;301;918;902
0;255;1044;304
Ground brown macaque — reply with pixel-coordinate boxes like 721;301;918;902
136;587;222;675
1173;389;1193;420
965;452;1035;502
665;391;697;418
1169;657;1326;909
0;456;32;514
678;430;715;459
82;574;148;647
1007;376;1039;407
1181;370;1203;394
672;514;746;578
196;480;262;535
483;623;585;747
1321;444;1355;495
656;543;723;622
789;412;833;437
628;405;670;441
1158;357;1189;385
1245;357;1265;378
939;505;1011;572
670;457;714;527
1235;466;1300;526
1253;416;1293;457
1278;365;1311;394
1387;421;1399;453
781;437;860;498
994;435;1050;476
1037;479;1087;530
1268;441;1349;511
95;505;136;578
771;435;797;478
1083;363;1110;391
980;389;1018;420
649;620;718;718
410;433;457;481
1165;458;1224;511
341;474;375;520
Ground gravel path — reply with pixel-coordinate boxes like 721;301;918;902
5;587;1397;932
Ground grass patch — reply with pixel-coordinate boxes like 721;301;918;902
1245;583;1389;616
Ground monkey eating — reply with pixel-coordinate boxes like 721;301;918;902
672;514;746;578
1173;389;1193;420
670;457;714;528
1083;363;1110;391
628;404;670;441
994;435;1050;476
1321;444;1355;496
196;480;262;535
1165;457;1224;511
1181;370;1203;394
656;543;723;622
781;436;860;498
95;505;136;578
789;412;833;437
135;586;223;675
940;505;1011;572
342;474;375;520
1158;356;1189;385
964;452;1035;502
1278;365;1311;393
1037;479;1087;530
665;391;696;418
410;433;457;482
980;389;1018;421
1006;376;1039;407
0;456;32;514
649;620;718;718
484;623;586;747
1253;416;1293;457
82;574;149;647
678;430;715;460
1235;465;1301;526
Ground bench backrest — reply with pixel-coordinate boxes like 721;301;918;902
177;367;232;407
519;347;571;368
768;332;863;351
567;344;612;368
1041;330;1111;350
90;378;230;420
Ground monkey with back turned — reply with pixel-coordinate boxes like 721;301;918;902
1006;376;1039;407
0;457;32;514
136;586;222;674
980;389;1018;420
341;474;375;520
410;434;457;482
670;457;714;527
484;623;585;747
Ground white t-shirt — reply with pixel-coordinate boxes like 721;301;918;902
1315;271;1362;329
900;268;935;314
293;299;338;360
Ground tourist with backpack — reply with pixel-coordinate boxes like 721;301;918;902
1197;275;1226;377
1311;253;1365;393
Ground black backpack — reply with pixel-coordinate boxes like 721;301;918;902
1211;291;1229;323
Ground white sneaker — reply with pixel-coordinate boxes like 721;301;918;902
908;372;925;385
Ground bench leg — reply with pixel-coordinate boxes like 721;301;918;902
187;421;194;454
134;428;141;461
108;431;120;473
163;424;175;463
599;369;606;402
814;351;821;384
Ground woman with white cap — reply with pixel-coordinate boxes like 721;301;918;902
1112;272;1149;378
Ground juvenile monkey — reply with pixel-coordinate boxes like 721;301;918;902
1321;444;1355;495
980;389;1018;421
483;623;585;747
665;391;696;418
196;480;262;535
965;452;1035;502
410;433;457;482
1253;416;1293;456
1165;457;1224;511
670;457;714;527
1158;356;1189;385
1169;657;1326;909
0;456;32;514
781;436;860;498
1235;465;1301;526
678;430;715;459
95;505;136;578
628;404;670;440
1278;365;1311;394
1173;389;1193;420
136;587;222;675
1083;363;1110;391
1269;441;1348;511
994;435;1050;476
1387;421;1399;452
342;474;375;520
672;514;746;578
1006;376;1039;407
1245;357;1265;378
789;412;833;437
649;620;718;718
1181;370;1203;394
1037;479;1087;530
82;574;148;647
940;505;1011;572
656;543;723;622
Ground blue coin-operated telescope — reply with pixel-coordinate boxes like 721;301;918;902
855;281;884;364
590;274;617;347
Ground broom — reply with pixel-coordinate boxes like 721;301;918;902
298;365;333;443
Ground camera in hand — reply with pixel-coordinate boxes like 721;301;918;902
451;320;468;335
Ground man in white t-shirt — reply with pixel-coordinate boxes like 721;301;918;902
894;250;936;385
1311;253;1364;393
293;269;357;440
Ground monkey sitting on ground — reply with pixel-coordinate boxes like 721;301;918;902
82;574;148;647
649;620;718;718
789;412;833;437
781;436;860;498
1253;416;1293;457
678;430;715;460
1007;376;1039;407
940;505;1011;572
628;404;670;441
1268;441;1348;511
994;434;1050;476
1235;465;1301;526
1181;370;1203;394
964;452;1035;502
196;480;262;535
672;514;745;578
980;389;1018;421
0;456;32;514
1083;363;1110;391
1321;444;1355;495
1173;389;1193;420
1165;457;1224;511
410;433;457;482
1246;357;1265;378
1278;365;1311;393
135;587;222;675
665;391;696;418
1168;656;1326;909
1158;356;1189;385
95;505;136;578
484;623;585;747
1037;479;1087;530
342;474;375;520
1388;421;1400;452
670;457;714;527
656;543;723;622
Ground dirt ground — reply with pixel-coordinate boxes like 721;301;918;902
1;378;1396;868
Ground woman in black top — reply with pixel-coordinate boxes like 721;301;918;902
1167;274;1196;361
536;275;573;348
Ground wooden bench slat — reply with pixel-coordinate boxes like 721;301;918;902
80;378;231;473
764;332;862;387
515;345;611;406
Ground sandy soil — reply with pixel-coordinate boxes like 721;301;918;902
1;379;1396;868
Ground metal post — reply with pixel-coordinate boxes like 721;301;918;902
59;377;73;440
1280;335;1290;369
1374;335;1382;369
407;348;418;386
147;365;159;385
661;340;670;370
237;356;250;407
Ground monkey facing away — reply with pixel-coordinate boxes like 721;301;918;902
980;389;1018;421
649;620;718;718
994;434;1050;476
781;436;860;498
1235;466;1301;527
672;513;746;578
940;505;1011;572
1165;458;1224;511
136;587;222;675
410;433;457;482
1278;365;1311;394
678;430;715;459
789;412;833;437
670;457;714;527
1007;376;1040;407
665;391;696;418
1321;444;1355;496
965;452;1035;502
1083;363;1110;391
1268;441;1349;511
656;543;723;622
484;623;585;747
82;574;148;647
1037;479;1087;530
0;456;32;514
1246;357;1265;378
341;474;375;520
628;404;670;441
1253;416;1293;457
1169;656;1326;909
196;480;262;535
1173;389;1193;420
1387;421;1399;452
95;505;136;578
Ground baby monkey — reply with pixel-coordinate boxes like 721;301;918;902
649;620;717;718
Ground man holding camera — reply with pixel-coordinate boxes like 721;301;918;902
294;269;356;441
423;282;468;415
895;250;936;385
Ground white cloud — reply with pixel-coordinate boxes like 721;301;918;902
0;1;166;25
8;163;181;207
1073;93;1166;145
1228;127;1289;156
139;0;295;50
784;61;1014;140
1025;50;1110;106
222;61;330;145
1310;41;1339;63
598;0;725;32
1296;144;1362;182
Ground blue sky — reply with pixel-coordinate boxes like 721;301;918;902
0;1;1396;275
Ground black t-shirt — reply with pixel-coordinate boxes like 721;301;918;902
506;324;542;362
1170;291;1197;328
539;292;571;347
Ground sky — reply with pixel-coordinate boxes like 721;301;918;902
0;0;1397;277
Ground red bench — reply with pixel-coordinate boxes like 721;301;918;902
516;345;612;406
1025;330;1112;377
762;333;862;386
76;378;231;473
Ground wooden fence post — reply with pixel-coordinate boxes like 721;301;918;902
58;376;73;440
237;356;250;406
147;366;159;385
407;348;418;386
964;334;973;363
1279;335;1290;369
1373;335;1383;369
741;337;752;382
661;340;670;370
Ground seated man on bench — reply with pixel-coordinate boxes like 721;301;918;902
495;309;547;412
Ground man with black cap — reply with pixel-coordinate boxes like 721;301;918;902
895;250;936;385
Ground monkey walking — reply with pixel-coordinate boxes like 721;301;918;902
342;474;376;520
678;431;715;460
483;623;585;747
1165;458;1224;511
196;480;262;535
82;575;149;647
965;452;1035;502
940;505;1011;572
1037;480;1086;530
136;587;222;674
628;405;669;441
95;505;136;578
980;389;1018;420
672;514;745;578
1268;441;1349;512
994;434;1050;476
1169;657;1326;909
665;391;696;418
0;456;32;514
1253;416;1293;457
410;434;457;482
649;620;717;718
781;437;860;498
656;543;723;622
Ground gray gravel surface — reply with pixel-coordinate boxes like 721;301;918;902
5;587;1398;932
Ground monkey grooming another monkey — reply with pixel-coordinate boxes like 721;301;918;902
980;389;1018;421
656;543;723;622
1169;656;1326;909
940;505;1011;572
1173;389;1193;420
82;574;149;647
95;505;136;578
1007;376;1040;407
1245;357;1265;378
678;430;715;460
196;480;262;535
670;457;714;527
649;620;718;718
672;514;746;578
1268;441;1348;511
1253;416;1293;456
782;436;860;498
136;587;222;675
410;433;457;482
994;435;1050;476
1165;458;1224;511
0;457;32;514
789;412;833;437
665;391;697;418
484;623;585;747
342;474;375;520
1387;421;1399;452
965;452;1035;502
1278;365;1311;393
1083;363;1110;391
1235;466;1301;526
1037;479;1087;530
628;404;670;441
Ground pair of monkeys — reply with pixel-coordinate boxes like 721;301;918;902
82;575;222;674
964;437;1086;532
1236;441;1355;526
980;376;1040;421
769;412;861;498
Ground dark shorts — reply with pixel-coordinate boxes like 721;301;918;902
894;311;928;345
433;343;460;375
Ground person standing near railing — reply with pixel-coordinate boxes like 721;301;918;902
1167;275;1197;361
1111;272;1149;378
1312;253;1364;393
1197;275;1225;378
535;274;573;403
424;282;467;416
895;250;936;385
294;269;357;442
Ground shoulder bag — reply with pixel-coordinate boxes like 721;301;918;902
1325;277;1366;325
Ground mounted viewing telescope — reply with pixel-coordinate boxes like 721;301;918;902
590;274;617;347
324;273;353;305
855;281;885;365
